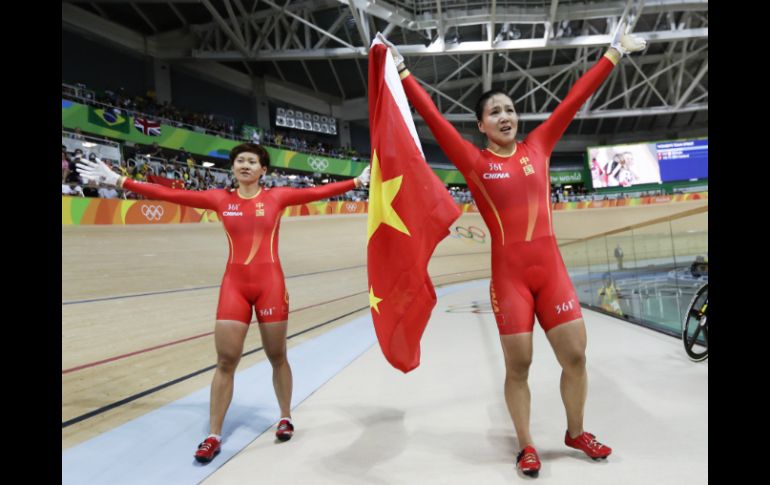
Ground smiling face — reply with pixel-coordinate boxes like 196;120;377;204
232;151;266;185
477;94;518;147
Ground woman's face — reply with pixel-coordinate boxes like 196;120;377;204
232;151;266;184
477;94;518;146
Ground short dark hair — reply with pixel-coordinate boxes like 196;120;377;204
475;89;510;121
229;143;270;168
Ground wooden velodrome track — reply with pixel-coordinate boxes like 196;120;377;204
62;198;707;449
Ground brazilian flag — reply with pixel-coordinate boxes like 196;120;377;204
88;107;130;133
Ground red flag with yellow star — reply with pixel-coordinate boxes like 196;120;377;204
366;40;461;373
147;174;185;190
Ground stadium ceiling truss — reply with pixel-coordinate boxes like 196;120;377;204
63;0;707;143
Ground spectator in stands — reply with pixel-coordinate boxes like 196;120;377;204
145;142;164;159
62;182;84;197
67;151;84;183
135;164;148;182
98;186;119;199
598;273;623;316
62;146;71;182
117;160;131;178
81;180;100;198
178;147;195;167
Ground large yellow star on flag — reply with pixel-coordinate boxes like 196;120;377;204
367;150;411;241
369;286;383;314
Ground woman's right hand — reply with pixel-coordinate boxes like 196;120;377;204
376;32;405;69
76;158;122;187
610;20;647;56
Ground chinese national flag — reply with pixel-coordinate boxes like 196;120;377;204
147;174;185;190
366;40;461;373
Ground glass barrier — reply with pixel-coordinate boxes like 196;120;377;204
563;207;708;337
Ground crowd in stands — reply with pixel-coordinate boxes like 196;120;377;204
255;130;365;160
63;137;674;206
551;185;591;203
62;82;689;206
449;187;474;205
62;82;369;161
549;184;667;203
65;83;239;136
62;140;369;202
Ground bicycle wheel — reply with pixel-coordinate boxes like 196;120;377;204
682;283;708;361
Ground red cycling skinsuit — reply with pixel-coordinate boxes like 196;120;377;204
401;54;617;334
122;178;356;324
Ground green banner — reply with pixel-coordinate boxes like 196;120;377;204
63;99;240;159
63;99;468;183
266;150;368;177
433;168;466;184
550;170;584;185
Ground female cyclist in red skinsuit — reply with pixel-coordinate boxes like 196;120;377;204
78;143;370;463
378;22;645;477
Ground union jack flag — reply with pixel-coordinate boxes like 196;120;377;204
134;117;162;136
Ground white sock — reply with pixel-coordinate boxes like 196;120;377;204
280;417;292;424
208;433;222;441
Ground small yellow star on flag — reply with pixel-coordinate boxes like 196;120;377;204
369;286;383;314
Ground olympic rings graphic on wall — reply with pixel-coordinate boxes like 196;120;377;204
141;205;165;221
307;157;329;171
449;225;486;243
